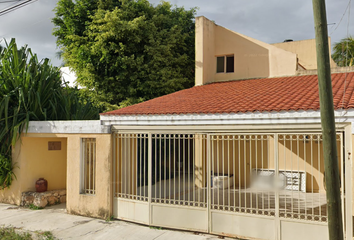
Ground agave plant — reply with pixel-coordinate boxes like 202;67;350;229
0;39;99;189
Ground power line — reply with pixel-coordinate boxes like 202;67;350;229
0;0;21;3
341;0;351;110
0;0;21;13
0;0;37;17
330;0;352;36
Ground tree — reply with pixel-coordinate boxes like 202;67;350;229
0;39;99;188
332;36;354;67
52;0;196;111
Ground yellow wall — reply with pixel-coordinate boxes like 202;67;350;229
0;140;25;205
210;136;270;188
195;135;207;188
272;38;337;69
66;134;112;219
195;16;297;86
21;137;67;191
276;138;341;193
0;133;112;220
207;134;342;193
114;136;137;195
0;136;67;205
195;16;215;87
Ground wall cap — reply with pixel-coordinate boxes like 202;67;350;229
27;121;110;134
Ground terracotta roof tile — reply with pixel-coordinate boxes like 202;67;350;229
101;72;354;116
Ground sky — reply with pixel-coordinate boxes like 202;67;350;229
0;0;353;68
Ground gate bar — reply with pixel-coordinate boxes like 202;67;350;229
148;133;152;225
274;134;280;240
207;134;211;232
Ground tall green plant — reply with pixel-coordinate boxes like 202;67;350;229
53;0;196;111
332;36;354;67
0;39;99;189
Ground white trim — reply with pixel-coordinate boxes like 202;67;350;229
27;121;110;134
101;109;354;132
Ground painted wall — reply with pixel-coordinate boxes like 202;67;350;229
276;138;342;193
114;136;138;196
0;133;112;220
195;16;297;86
210;135;271;189
195;16;215;87
66;134;112;219
0;140;25;205
21;137;67;191
272;38;337;69
206;134;341;193
195;135;207;188
0;136;67;205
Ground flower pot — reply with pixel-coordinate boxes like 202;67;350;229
35;178;47;192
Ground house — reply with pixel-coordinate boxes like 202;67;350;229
1;16;353;240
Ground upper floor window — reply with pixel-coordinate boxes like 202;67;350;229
216;55;234;73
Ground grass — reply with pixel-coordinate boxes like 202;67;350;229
0;226;57;240
37;231;56;240
105;215;115;222
28;204;43;210
0;227;32;240
149;226;163;230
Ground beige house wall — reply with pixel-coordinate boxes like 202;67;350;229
194;135;207;188
195;16;297;86
0;136;67;205
272;38;337;69
210;137;270;188
66;134;112;219
205;135;341;193
114;137;137;195
195;16;215;86
0;140;26;205
21;137;67;191
0;133;112;219
276;139;341;193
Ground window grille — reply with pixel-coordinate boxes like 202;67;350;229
81;138;96;195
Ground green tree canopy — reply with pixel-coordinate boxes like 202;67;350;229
332;36;354;67
0;39;99;188
52;0;196;111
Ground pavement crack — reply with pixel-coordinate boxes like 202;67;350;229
64;225;108;239
73;220;92;225
152;231;167;240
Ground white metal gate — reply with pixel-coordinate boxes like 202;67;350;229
113;131;352;240
113;133;208;231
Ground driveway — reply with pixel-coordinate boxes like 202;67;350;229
0;203;235;240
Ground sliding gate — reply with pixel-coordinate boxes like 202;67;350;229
113;131;352;240
113;133;208;231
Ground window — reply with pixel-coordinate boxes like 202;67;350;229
81;138;96;195
217;57;225;73
226;55;234;73
216;55;234;73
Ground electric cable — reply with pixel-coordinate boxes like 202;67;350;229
330;0;352;36
0;0;38;17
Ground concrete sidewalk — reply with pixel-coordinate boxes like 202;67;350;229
0;203;235;240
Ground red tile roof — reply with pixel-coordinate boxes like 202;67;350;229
101;72;354;116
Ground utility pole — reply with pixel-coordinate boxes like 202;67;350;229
312;0;343;239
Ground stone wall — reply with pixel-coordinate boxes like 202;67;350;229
21;189;66;208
